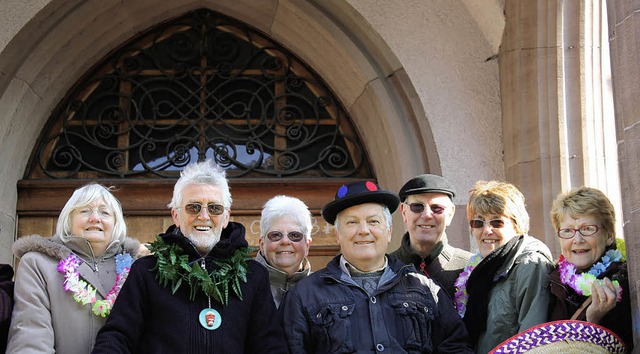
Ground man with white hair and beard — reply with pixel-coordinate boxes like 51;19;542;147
92;160;287;354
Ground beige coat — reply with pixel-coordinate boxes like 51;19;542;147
6;234;140;354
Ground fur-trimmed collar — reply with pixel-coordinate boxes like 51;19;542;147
13;234;141;261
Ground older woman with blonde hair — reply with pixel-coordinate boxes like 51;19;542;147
256;195;312;308
7;183;142;353
453;180;554;353
548;186;633;350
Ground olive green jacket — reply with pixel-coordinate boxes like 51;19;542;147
473;235;553;354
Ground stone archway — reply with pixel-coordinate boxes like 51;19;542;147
0;0;438;263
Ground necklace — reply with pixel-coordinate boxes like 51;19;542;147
148;236;250;305
558;249;623;301
57;252;133;317
198;264;222;330
453;253;483;317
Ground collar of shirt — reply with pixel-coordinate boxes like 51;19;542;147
339;255;388;275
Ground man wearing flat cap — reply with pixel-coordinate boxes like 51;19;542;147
391;174;472;299
282;180;473;353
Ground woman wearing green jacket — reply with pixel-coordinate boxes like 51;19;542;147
453;180;554;354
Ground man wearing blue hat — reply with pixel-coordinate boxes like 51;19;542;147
391;174;472;299
282;180;473;353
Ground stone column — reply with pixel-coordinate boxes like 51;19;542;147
500;0;621;257
606;1;640;349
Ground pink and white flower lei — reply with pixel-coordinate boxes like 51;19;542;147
453;253;483;317
558;249;623;302
57;252;133;317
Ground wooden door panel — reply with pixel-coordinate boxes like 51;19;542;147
17;216;56;238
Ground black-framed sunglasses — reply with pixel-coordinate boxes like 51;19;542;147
469;219;505;229
265;231;305;242
404;202;446;215
181;203;225;216
557;225;599;239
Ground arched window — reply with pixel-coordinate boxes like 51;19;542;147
27;9;369;180
19;9;373;268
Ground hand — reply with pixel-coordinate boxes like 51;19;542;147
138;243;152;257
586;277;617;324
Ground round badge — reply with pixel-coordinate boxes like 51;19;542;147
365;181;377;191
199;308;222;330
337;185;348;198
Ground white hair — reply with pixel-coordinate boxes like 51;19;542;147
56;183;127;243
260;195;312;240
334;204;392;232
168;160;232;209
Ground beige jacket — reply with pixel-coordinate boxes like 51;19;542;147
7;234;140;354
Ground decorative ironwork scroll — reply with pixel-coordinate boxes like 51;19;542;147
28;9;370;179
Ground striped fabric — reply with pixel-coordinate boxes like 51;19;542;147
490;320;626;354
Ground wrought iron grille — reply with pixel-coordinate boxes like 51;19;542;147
28;9;370;179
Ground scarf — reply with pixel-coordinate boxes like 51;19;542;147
418;241;444;275
463;235;524;344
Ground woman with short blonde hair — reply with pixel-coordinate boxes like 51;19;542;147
548;186;633;350
454;180;554;353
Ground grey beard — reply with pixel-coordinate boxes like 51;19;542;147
185;228;222;255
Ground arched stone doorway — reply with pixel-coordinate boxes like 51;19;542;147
18;9;379;270
0;1;500;264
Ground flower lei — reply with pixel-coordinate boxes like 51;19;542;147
57;252;133;317
558;249;624;301
453;253;483;317
148;236;251;305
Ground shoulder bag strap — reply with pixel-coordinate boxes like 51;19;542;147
570;297;592;320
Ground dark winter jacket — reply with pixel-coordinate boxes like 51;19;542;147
548;261;633;351
282;254;473;353
92;222;287;354
0;264;13;353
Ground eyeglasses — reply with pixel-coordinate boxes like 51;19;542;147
557;225;599;239
265;231;305;242
180;203;225;216
76;207;113;219
469;219;505;229
404;202;446;215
